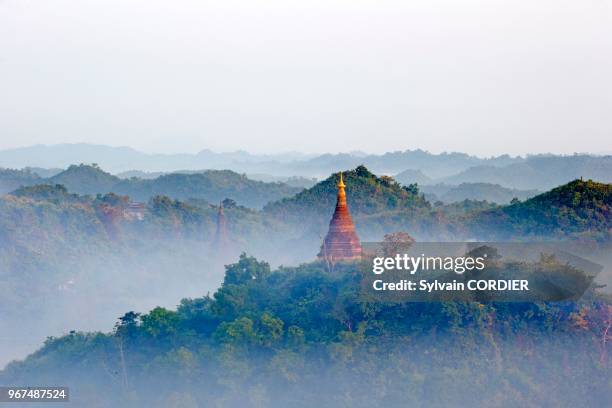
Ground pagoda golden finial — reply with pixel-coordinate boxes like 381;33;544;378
338;172;345;188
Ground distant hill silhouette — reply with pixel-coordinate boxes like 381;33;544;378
1;145;609;189
24;167;63;178
393;168;433;186
442;155;612;190
0;144;528;178
0;144;316;175
116;170;166;179
0;168;41;194
422;183;540;204
285;150;517;178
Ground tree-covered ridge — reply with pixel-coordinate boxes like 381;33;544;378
471;179;612;241
112;170;301;209
1;255;609;407
2;184;273;246
12;184;86;204
3;174;611;249
1;172;610;266
11;164;303;209
4;174;611;251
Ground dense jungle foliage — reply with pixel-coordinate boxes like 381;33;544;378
1;254;610;407
470;179;612;242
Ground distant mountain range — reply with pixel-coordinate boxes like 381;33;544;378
0;144;319;176
0;143;515;178
0;144;610;193
1;164;302;209
438;155;612;190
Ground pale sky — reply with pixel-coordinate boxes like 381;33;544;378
1;0;611;156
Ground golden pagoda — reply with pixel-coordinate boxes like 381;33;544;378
318;172;362;262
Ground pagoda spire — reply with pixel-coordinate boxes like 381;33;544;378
318;172;362;262
337;172;346;206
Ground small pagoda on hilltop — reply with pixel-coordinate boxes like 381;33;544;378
318;172;362;262
213;201;229;250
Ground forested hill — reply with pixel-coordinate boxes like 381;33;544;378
48;164;120;195
112;171;301;209
470;179;612;241
1;255;609;407
263;165;430;222
19;164;303;209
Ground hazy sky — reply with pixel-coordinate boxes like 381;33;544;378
1;0;611;156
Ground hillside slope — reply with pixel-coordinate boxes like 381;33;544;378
470;179;611;240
